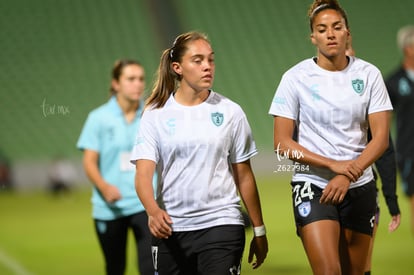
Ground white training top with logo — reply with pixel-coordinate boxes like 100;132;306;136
131;91;257;231
269;56;393;189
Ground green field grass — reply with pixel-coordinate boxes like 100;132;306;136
1;174;413;274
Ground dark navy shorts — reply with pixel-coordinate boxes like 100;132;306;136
291;180;377;236
151;225;245;275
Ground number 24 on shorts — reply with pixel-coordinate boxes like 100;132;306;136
293;182;315;207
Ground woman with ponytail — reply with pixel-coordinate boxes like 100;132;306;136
131;31;268;274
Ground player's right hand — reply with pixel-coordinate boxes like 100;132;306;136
148;209;173;239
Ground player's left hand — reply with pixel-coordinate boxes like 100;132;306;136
388;214;401;232
248;235;268;269
329;160;363;182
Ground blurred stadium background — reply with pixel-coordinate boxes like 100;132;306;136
1;0;414;189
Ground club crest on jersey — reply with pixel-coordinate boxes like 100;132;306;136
211;112;224;126
352;79;364;94
298;201;311;217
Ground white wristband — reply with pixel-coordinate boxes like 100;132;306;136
253;225;266;237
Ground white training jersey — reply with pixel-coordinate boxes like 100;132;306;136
269;56;393;189
131;91;257;231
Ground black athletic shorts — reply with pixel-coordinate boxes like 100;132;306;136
291;180;377;236
151;225;245;275
374;189;380;226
